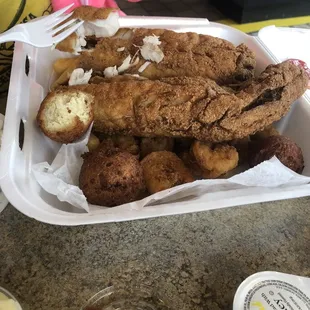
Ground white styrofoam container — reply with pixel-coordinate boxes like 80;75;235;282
1;17;310;225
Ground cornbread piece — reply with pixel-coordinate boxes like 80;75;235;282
141;151;194;194
79;147;146;207
249;135;304;173
37;89;93;143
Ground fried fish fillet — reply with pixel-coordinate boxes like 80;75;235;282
58;27;255;85
37;61;308;143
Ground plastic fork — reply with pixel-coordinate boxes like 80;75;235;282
0;4;83;48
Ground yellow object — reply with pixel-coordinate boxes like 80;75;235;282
0;292;18;310
53;57;79;75
0;0;52;95
251;301;266;310
87;133;100;152
218;16;310;33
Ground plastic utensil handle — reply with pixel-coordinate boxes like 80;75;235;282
0;26;27;44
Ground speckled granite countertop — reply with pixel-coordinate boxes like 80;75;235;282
1;198;310;310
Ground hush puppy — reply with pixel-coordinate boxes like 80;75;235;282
79;148;146;207
37;89;93;144
249;135;304;173
141;151;194;194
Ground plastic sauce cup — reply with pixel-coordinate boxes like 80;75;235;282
233;271;310;310
0;287;22;310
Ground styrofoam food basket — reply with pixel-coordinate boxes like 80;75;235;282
1;17;310;225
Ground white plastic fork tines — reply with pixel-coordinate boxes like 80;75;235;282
0;4;83;48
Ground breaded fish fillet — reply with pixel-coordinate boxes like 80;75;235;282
64;28;256;85
37;61;308;143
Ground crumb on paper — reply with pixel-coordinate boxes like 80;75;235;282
117;47;125;52
104;66;118;78
69;68;93;86
138;61;151;73
140;35;164;63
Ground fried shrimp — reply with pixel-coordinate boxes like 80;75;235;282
191;141;239;178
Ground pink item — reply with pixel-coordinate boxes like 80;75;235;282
52;0;141;16
288;59;310;88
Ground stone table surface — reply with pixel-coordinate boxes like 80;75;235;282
1;198;310;310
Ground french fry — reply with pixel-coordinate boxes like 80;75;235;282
53;57;79;75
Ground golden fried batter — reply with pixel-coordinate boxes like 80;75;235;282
99;135;140;156
79;147;146;207
76;28;255;85
179;151;204;179
87;133;100;151
191;141;239;179
71;6;117;20
51;57;80;90
141;151;194;194
38;61;308;143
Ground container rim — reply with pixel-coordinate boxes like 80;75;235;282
0;286;22;310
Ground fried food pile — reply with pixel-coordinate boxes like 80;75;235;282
36;6;309;207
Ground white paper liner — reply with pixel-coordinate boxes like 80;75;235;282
32;126;92;212
31;132;310;213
